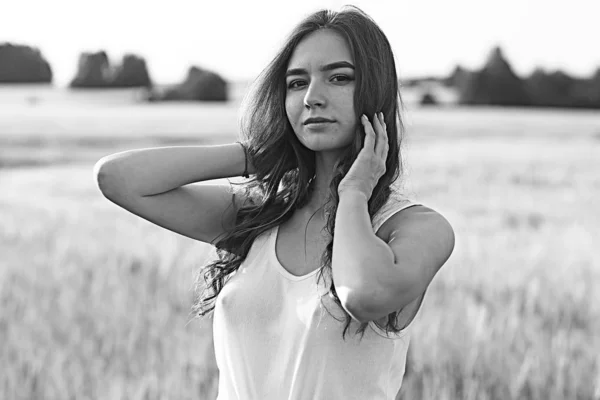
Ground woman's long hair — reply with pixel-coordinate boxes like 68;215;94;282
192;5;407;340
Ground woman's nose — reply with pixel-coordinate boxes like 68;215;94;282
304;82;326;108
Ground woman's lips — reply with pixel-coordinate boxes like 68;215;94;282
305;121;334;129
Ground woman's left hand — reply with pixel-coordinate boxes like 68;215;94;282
338;112;388;201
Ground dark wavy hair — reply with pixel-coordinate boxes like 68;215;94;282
192;5;408;340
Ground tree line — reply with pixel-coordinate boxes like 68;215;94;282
1;42;598;108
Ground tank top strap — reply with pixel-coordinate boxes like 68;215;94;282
202;225;273;266
371;191;421;233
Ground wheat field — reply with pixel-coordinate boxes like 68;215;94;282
1;94;599;399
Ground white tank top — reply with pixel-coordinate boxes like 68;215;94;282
211;192;421;400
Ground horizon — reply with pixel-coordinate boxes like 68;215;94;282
2;0;600;86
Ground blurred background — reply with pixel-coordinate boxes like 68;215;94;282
1;0;599;399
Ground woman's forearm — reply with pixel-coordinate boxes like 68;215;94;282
332;190;396;321
94;143;255;196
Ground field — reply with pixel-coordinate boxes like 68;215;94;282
1;90;600;399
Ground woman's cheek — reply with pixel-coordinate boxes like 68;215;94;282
285;96;302;125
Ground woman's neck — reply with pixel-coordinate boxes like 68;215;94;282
302;149;342;213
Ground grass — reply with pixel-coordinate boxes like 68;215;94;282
1;102;599;399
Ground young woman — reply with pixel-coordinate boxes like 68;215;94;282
95;6;455;400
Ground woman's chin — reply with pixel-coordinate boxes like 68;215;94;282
296;128;354;153
301;138;351;153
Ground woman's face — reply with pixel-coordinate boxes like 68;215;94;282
285;29;357;152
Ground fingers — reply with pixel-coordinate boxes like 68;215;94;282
373;112;388;158
362;112;388;159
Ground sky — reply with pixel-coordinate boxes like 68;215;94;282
2;0;599;86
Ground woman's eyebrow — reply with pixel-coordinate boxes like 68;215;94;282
285;61;355;78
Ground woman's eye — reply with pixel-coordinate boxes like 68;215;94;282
287;80;305;89
332;75;351;82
